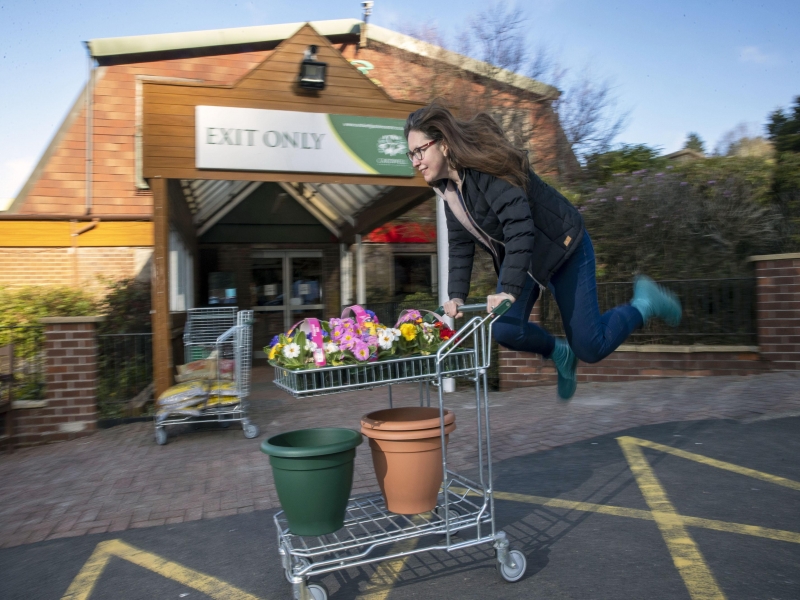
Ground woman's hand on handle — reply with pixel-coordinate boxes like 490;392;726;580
486;292;516;313
444;298;465;319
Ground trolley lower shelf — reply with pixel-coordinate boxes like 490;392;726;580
277;471;496;581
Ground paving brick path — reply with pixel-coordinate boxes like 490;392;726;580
1;368;799;549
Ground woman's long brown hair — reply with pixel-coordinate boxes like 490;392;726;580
404;101;530;189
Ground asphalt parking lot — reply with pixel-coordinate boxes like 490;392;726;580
2;415;798;600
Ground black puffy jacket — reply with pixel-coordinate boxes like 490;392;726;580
437;168;585;300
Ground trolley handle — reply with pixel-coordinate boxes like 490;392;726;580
432;299;512;318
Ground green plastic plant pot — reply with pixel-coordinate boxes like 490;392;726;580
261;428;363;536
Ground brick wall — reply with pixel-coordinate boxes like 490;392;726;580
499;347;767;390
0;247;151;294
13;317;102;447
753;253;800;370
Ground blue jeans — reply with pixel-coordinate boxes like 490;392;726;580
492;232;643;363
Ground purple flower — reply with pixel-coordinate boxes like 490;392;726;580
631;196;639;201
655;172;664;177
587;198;597;203
328;318;342;329
596;187;606;193
599;198;607;203
615;196;624;202
340;335;356;351
579;206;587;212
365;309;379;324
341;318;356;330
707;180;716;185
625;185;632;189
645;223;653;227
331;326;345;341
680;182;688;186
632;169;648;175
398;310;422;324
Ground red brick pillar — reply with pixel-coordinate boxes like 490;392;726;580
14;317;104;447
751;253;800;370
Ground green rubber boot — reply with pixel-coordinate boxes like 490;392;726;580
550;338;578;401
630;275;682;327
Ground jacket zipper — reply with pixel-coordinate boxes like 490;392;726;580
452;185;546;293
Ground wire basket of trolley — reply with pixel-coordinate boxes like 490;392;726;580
267;300;526;600
154;307;258;445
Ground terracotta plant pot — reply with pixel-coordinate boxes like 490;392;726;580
361;407;456;515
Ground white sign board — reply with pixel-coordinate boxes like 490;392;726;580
195;106;414;176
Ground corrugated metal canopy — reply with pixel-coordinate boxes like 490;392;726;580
183;179;397;239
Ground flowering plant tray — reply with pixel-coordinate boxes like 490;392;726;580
272;349;475;398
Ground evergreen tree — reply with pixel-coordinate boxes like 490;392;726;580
683;132;706;154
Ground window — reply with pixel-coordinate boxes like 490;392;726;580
169;230;194;312
393;254;435;299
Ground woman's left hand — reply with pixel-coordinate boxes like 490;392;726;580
486;292;516;313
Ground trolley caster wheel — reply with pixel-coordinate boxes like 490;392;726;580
496;549;527;583
285;558;311;583
155;427;168;446
243;423;259;439
218;417;231;428
307;582;328;600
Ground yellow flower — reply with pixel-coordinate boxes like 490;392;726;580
400;323;417;341
268;344;283;360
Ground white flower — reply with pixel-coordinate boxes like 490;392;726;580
282;343;301;359
307;341;318;352
378;331;394;350
390;328;402;340
324;342;340;354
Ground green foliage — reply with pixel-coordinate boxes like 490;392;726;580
579;165;782;281
683;132;706;153
0;285;97;329
97;278;152;334
584;144;667;185
767;96;800;153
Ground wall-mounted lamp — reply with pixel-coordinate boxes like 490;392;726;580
299;45;327;90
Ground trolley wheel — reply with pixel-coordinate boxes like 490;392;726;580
243;422;259;439
496;549;527;583
218;417;231;428
284;558;311;583
307;583;328;600
155;427;168;446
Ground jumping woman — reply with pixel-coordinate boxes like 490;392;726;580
404;102;682;400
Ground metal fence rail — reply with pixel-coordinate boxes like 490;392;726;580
539;278;757;345
96;333;153;418
0;325;46;400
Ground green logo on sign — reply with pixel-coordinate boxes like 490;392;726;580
327;115;415;177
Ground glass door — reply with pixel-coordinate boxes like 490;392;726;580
252;251;325;351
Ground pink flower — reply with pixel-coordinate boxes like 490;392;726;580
328;318;342;329
339;331;356;350
331;326;345;340
353;341;370;361
341;318;356;330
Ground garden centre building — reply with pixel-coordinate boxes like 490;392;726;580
0;19;570;396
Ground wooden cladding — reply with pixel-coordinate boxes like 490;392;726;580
0;221;153;247
142;24;426;185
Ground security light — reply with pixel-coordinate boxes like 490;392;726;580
299;45;327;90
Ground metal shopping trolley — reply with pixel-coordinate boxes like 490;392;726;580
271;301;526;600
155;308;259;445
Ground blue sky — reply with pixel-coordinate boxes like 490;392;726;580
1;0;797;201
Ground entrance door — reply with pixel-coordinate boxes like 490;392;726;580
252;251;325;349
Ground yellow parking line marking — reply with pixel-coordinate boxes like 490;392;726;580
618;437;726;599
631;437;800;491
490;490;800;544
358;537;420;600
62;539;260;600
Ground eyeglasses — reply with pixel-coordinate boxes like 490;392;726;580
406;139;438;162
